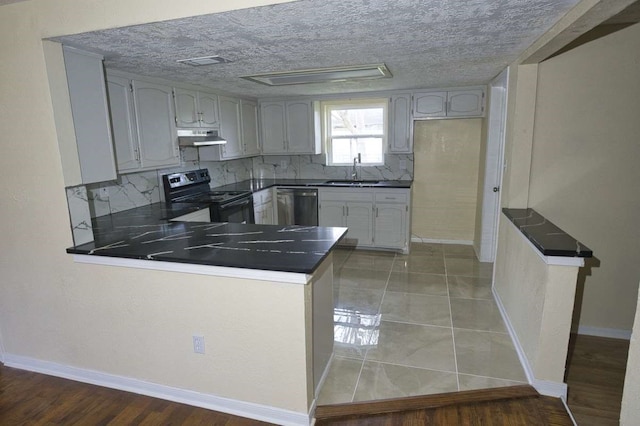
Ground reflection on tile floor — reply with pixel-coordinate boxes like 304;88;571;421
318;243;527;404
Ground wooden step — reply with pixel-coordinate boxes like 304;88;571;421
315;385;574;425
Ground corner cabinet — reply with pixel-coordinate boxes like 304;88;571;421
259;100;320;155
389;94;412;153
173;88;219;128
413;88;485;119
319;188;410;252
62;46;117;184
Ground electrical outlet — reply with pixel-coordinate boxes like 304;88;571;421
280;160;287;170
193;335;205;354
99;187;109;199
399;160;407;170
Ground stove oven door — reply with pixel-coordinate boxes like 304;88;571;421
211;195;255;224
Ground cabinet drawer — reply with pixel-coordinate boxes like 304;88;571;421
319;189;373;203
375;192;408;203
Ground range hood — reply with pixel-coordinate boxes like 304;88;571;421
177;129;227;147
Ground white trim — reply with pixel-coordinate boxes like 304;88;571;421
314;353;334;398
3;354;312;426
411;236;473;246
72;254;311;285
0;331;5;363
561;396;579;426
492;288;568;399
578;326;632;340
504;218;585;267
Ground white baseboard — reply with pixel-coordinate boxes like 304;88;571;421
577;326;631;340
492;288;568;400
3;354;312;426
411;236;473;245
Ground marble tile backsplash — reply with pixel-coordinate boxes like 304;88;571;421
66;185;94;245
253;154;413;180
80;152;412;219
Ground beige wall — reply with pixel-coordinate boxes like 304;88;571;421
411;119;482;242
0;0;314;415
494;218;579;383
529;22;640;332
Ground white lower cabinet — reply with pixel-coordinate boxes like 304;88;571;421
319;188;410;251
170;207;210;223
253;188;275;225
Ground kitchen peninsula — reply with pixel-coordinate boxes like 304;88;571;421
66;202;346;425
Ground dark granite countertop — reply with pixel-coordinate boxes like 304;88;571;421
67;202;347;274
502;208;592;258
211;178;412;192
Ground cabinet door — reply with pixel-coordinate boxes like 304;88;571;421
241;99;260;156
374;204;407;248
63;47;117;184
218;96;243;159
389;94;412;153
413;91;447;118
286;100;314;153
260;101;287;154
173;88;199;128
319;201;345;227
447;89;484;117
106;75;140;172
132;80;179;169
198;92;219;127
345;202;373;246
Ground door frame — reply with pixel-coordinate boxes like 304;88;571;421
477;68;509;262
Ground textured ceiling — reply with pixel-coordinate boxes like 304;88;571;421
53;0;581;98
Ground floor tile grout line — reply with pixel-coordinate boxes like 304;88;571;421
362;358;458;376
444;251;461;392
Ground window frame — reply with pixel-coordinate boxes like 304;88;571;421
322;98;388;166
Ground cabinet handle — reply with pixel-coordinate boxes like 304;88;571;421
134;148;140;161
375;206;378;217
346;206;349;216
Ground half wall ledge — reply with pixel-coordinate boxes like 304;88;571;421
502;208;592;267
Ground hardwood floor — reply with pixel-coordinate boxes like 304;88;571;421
315;385;573;425
0;364;270;425
0;333;629;425
565;333;630;426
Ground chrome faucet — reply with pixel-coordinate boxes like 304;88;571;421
352;153;361;180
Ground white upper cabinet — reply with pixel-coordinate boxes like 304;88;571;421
199;96;261;161
218;96;243;159
286;100;316;154
447;90;485;117
106;75;139;172
174;88;219;128
132;80;180;169
260;101;287;154
241;99;260;157
260;100;319;155
413;88;485;119
413;91;447;117
389;94;412;153
62;46;117;184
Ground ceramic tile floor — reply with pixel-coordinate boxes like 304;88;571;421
317;243;527;405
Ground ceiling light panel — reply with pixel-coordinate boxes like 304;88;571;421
243;64;392;86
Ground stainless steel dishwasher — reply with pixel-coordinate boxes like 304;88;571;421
276;188;318;226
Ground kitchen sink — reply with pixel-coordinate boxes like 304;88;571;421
324;180;380;186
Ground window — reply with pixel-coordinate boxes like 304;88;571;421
323;99;387;166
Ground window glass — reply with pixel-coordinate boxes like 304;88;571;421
323;100;387;166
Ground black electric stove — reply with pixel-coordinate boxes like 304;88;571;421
162;169;254;223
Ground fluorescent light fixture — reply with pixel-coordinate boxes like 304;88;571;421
177;55;232;66
242;64;392;86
